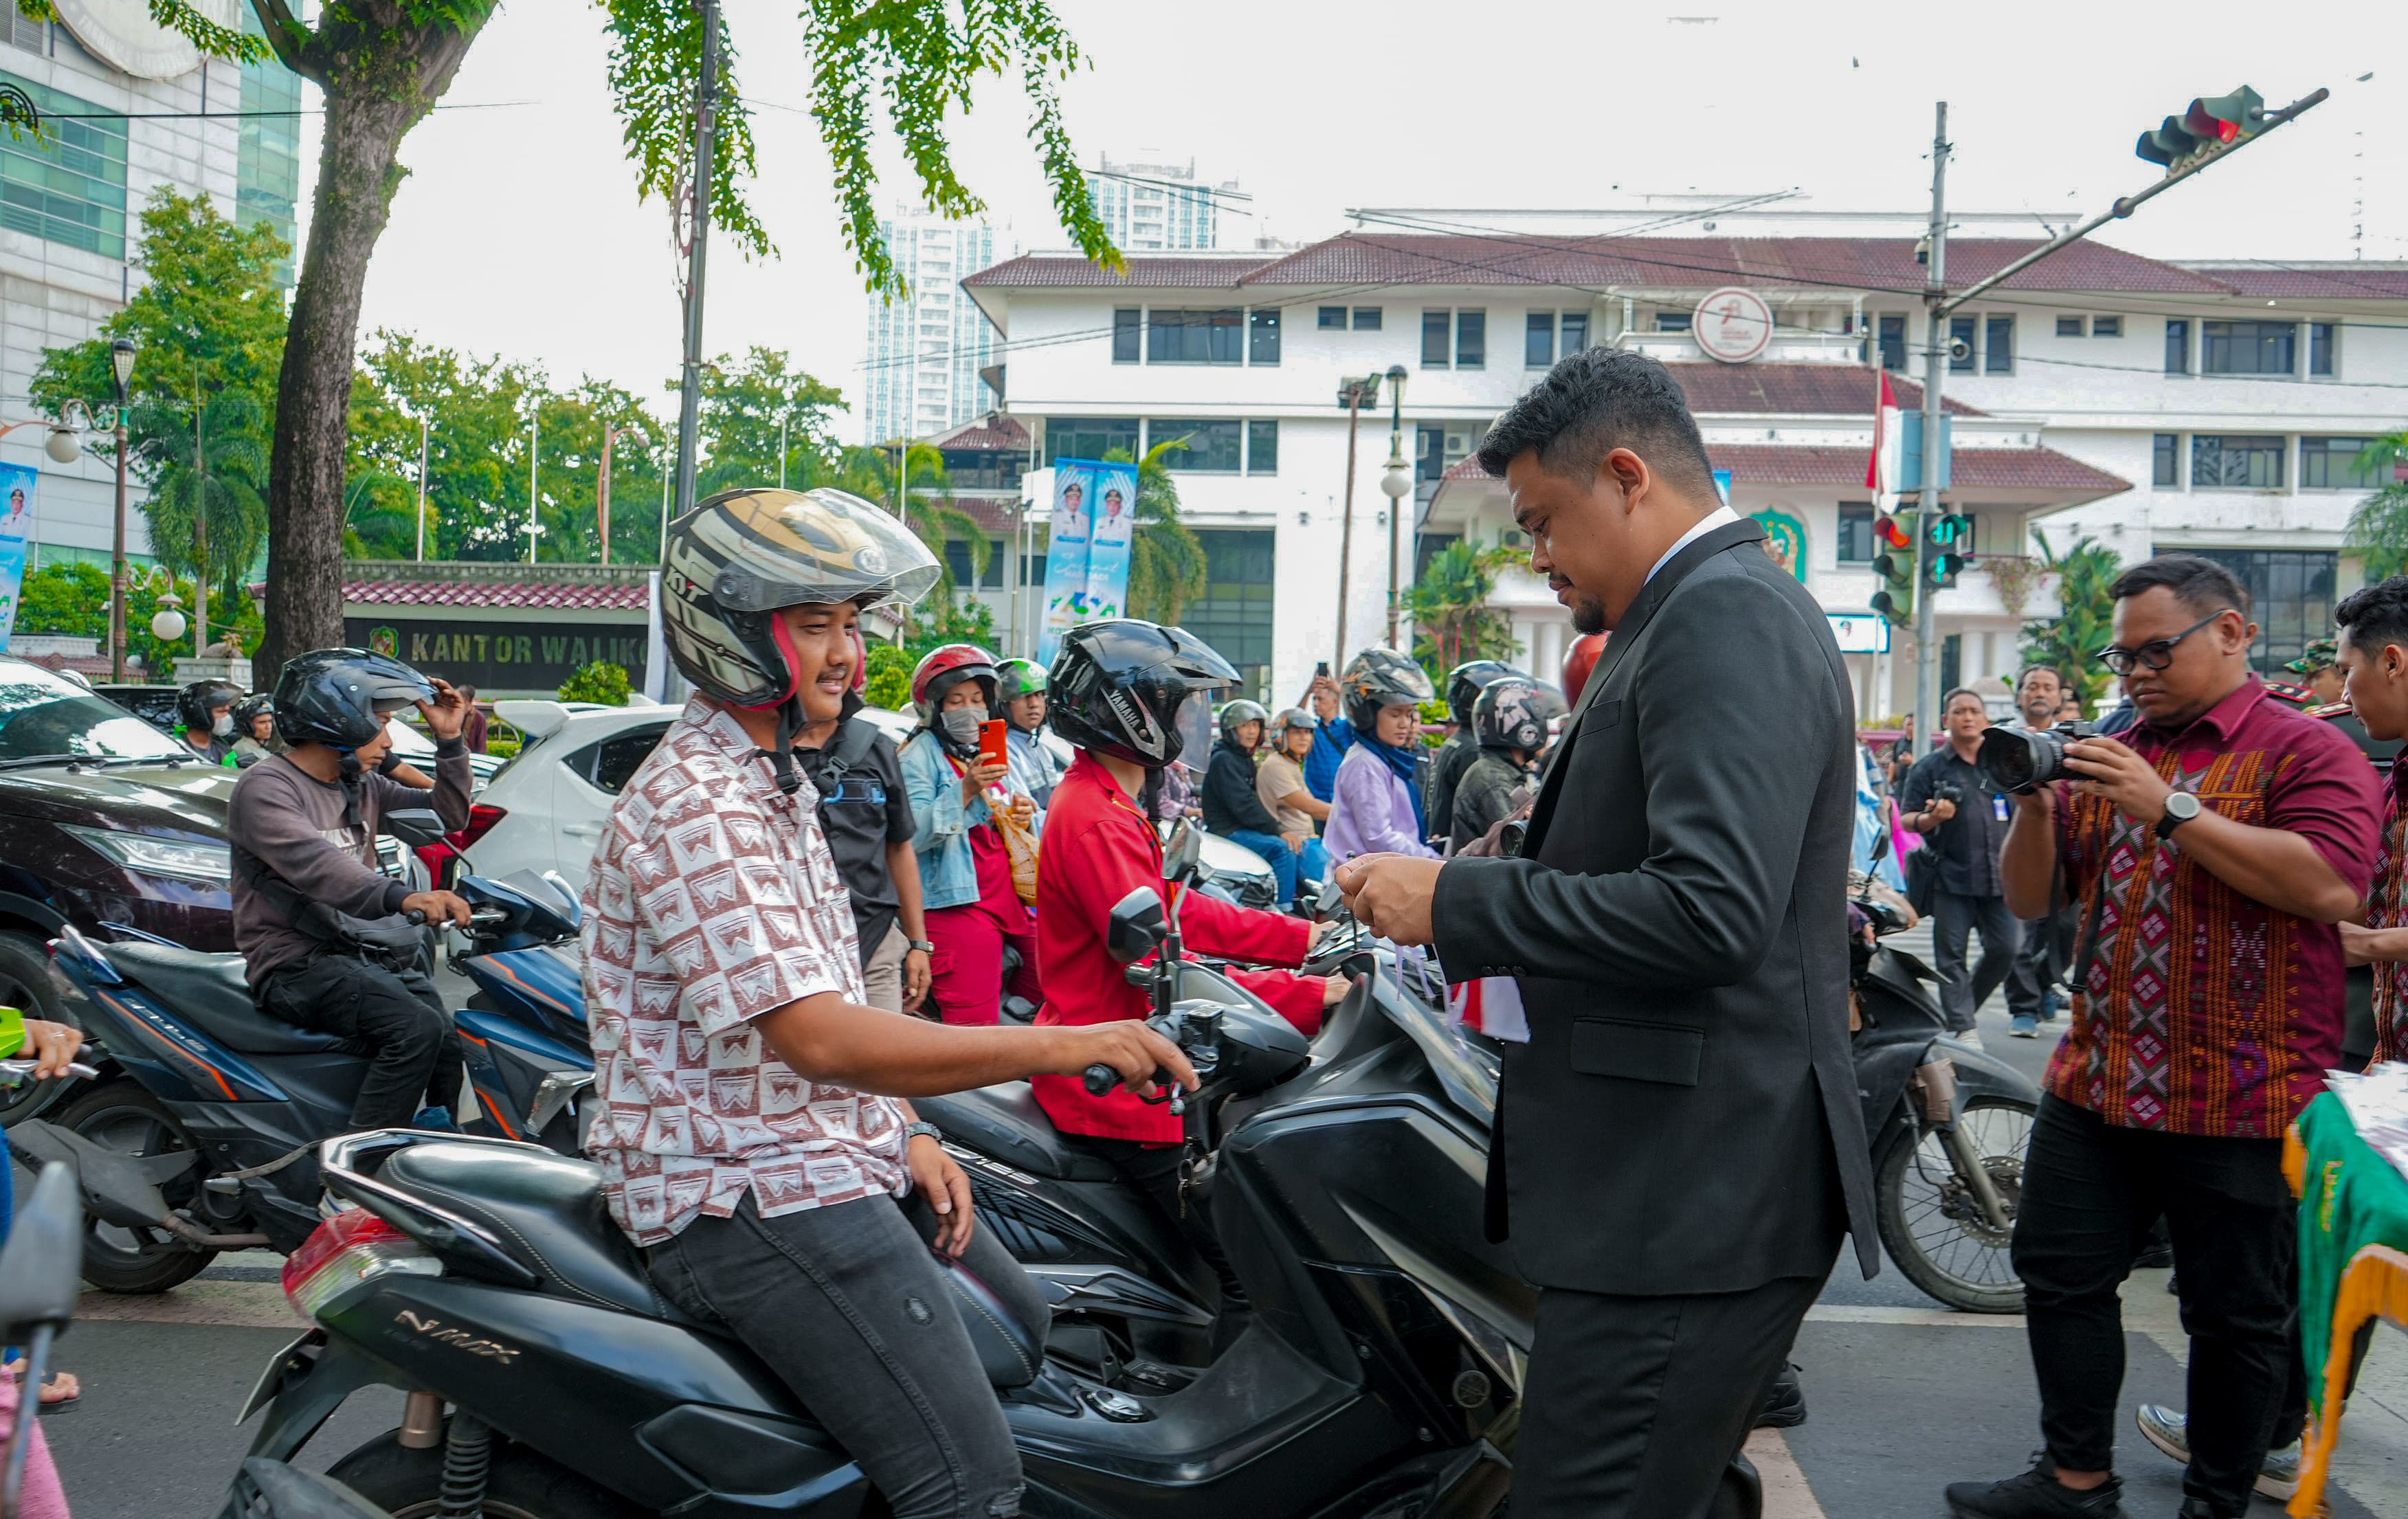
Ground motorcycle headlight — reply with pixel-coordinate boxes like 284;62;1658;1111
61;826;233;884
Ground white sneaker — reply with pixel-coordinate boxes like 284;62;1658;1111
2133;1404;2301;1502
1954;1028;1987;1052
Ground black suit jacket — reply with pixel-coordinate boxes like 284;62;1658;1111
1431;519;1880;1295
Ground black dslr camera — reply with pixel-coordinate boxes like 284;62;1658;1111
1976;721;2097;794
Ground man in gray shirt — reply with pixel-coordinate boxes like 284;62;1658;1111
228;649;473;1132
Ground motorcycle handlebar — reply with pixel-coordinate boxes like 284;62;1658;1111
1082;1062;1179;1096
0;1059;99;1085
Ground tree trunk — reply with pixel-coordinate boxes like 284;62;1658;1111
256;12;484;677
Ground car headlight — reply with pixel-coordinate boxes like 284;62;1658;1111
61;826;233;884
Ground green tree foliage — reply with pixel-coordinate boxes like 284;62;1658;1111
864;640;914;710
905;594;999;662
2343;433;2408;579
834;442;988;604
128;390;270;602
2017;530;2122;715
1405;538;1524;684
12;562;253;676
689;348;845;498
558;660;632;706
1108;440;1207;627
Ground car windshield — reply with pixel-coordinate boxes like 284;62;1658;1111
384;717;434;756
0;668;188;762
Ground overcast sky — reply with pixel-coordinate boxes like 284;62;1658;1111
346;0;2406;437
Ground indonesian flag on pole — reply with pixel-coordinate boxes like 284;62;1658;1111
1447;976;1529;1042
1866;370;1902;511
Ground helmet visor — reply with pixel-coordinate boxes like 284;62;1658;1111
691;488;942;614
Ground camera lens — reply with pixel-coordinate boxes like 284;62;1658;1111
1976;727;2047;793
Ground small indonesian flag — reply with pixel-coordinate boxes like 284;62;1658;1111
1446;976;1528;1043
1866;370;1902;510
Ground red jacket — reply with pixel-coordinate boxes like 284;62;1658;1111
1032;751;1323;1143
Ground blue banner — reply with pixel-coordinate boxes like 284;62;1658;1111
1081;460;1137;623
0;462;37;652
1039;458;1139;662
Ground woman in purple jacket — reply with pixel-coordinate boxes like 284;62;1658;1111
1324;649;1441;863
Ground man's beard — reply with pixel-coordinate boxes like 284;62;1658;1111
1571;596;1608;635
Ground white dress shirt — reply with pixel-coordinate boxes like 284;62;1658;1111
1645;504;1741;587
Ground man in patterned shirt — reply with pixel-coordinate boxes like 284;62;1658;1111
597;487;1190;1519
1947;556;2381;1519
2336;576;2408;1064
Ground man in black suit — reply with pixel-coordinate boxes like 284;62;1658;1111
1337;349;1877;1519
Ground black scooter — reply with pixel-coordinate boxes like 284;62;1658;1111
211;877;1524;1519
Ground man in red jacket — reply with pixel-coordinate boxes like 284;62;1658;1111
1032;621;1348;1320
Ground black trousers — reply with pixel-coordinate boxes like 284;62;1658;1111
2011;1097;2295;1518
1932;890;2019;1031
1514;1268;1829;1519
260;950;465;1131
2004;903;2072;1021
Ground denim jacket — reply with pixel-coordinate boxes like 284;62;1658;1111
901;728;991;910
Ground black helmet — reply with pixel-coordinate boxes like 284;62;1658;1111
1474;677;1568;754
1047;620;1238;769
273;649;432;752
1216;699;1268;747
175;679;243;736
1445;659;1528;726
1340;647;1436;734
231;692;274;732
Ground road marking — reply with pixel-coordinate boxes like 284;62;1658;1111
74;1281;302;1331
1805;1304;2025;1328
1748;1428;1827;1518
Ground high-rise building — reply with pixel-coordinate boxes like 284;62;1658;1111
859;214;1010;446
1087;154;1237;251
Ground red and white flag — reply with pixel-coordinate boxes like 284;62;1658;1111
1866;370;1902;511
1446;976;1528;1043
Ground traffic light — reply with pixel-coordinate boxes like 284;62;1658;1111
2137;87;2264;170
1926;512;1970;589
1871;510;1917;627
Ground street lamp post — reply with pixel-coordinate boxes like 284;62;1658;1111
108;337;133;682
1333;373;1382;671
414;414;430;563
1379;364;1410;650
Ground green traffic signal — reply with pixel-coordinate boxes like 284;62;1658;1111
1926;512;1970;548
1927;552;1967;590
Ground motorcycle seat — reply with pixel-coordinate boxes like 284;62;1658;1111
100;942;355;1056
914;1083;1117;1184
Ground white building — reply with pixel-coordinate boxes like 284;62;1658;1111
1087;154;1236;252
962;221;2408;717
1;3;305;574
859;212;1012;445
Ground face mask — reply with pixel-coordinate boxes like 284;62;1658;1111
939;709;985;748
212;712;236;738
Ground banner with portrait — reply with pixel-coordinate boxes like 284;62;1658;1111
0;462;38;651
1080;460;1138;625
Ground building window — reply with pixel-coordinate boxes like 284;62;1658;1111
2165;319;2189;374
1422;309;1450;368
2184;549;2336;675
2091;316;2121;338
1249;308;1280;365
1181;530;1278;703
1655;311;1692;333
2191;434;2286;490
2202;320;2296;376
1984;315;2014;374
0;71;129;259
1950;315;1976;373
2056;316;2084;337
2;12;42;49
1112;308;1141;363
1352;307;1382;330
1561;310;1589;355
1456;310;1486;368
2301;436;2380;490
1526;311;1554;368
1317;306;1347;330
1836;503;1875;564
2309;322;2334;376
943;539;1006;589
1149;419;1241;473
2153;434;2180;487
1245;420;1278;475
1147;308;1243;364
1879;315;1907;371
1044;417;1139;466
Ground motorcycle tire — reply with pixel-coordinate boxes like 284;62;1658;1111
324;1428;643;1519
0;929;91;1129
1872;1093;2036;1315
49;1081;214;1294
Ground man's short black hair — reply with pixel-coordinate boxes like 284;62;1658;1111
2016;665;2064;693
1942;686;1986;712
1475;348;1719;501
2337;574;2408;656
2108;553;2251;619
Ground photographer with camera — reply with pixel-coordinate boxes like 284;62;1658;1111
1946;555;2381;1519
1899;687;2019;1045
2003;666;2075;1038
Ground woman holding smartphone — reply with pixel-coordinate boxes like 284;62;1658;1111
900;644;1043;1025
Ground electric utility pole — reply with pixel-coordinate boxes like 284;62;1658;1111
671;0;721;526
1912;103;1948;752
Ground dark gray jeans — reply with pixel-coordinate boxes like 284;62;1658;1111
644;1190;1047;1519
1932;889;2019;1033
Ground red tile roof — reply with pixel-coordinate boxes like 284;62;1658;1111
343;579;649;611
949;495;1027;535
2172;262;2408;300
1668;363;1983;416
1443;445;2128;497
965;252;1277;289
929;414;1032;452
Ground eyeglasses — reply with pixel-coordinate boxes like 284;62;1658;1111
2096;609;2236;676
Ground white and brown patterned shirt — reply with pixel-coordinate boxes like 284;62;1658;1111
581;697;909;1247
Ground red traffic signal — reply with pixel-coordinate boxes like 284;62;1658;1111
1874;511;1914;551
2139;87;2264;168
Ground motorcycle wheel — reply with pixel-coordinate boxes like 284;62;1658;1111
49;1081;216;1294
0;930;91;1128
1873;1094;2034;1314
325;1429;643;1519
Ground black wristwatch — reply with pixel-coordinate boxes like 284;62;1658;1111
2154;790;2200;842
906;939;935;954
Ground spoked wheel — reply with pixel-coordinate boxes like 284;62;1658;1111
325;1430;643;1519
50;1081;215;1294
1874;1095;2035;1314
0;930;89;1127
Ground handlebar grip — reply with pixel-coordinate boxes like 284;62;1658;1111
1082;1062;1121;1096
404;909;428;926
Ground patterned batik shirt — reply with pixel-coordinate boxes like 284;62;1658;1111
582;697;909;1247
2367;762;2408;1066
2047;677;2381;1138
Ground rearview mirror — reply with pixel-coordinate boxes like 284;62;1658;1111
1163;819;1203;884
383;809;447;849
1871;826;1891;865
1312;877;1344;918
1106;887;1168;964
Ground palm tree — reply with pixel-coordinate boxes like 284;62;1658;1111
836;440;991;595
129;390;269;610
1403;537;1521;682
1108;440;1208;625
2017;529;2122;715
2343;431;2408;578
341;467;419;559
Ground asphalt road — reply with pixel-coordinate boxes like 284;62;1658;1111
27;939;2408;1518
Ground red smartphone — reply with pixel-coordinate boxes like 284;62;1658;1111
979;718;1010;771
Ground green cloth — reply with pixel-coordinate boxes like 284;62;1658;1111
2296;1090;2408;1417
0;1004;21;1059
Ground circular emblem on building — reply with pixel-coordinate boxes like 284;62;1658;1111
50;0;223;80
1693;286;1774;364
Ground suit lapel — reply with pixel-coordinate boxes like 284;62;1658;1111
1521;519;1768;849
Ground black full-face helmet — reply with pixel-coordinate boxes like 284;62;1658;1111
272;649;432;752
1473;677;1568;754
1047;620;1238;769
1445;659;1528;727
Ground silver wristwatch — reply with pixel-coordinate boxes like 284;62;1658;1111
2154;790;2200;841
903;1121;943;1145
906;939;935;954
